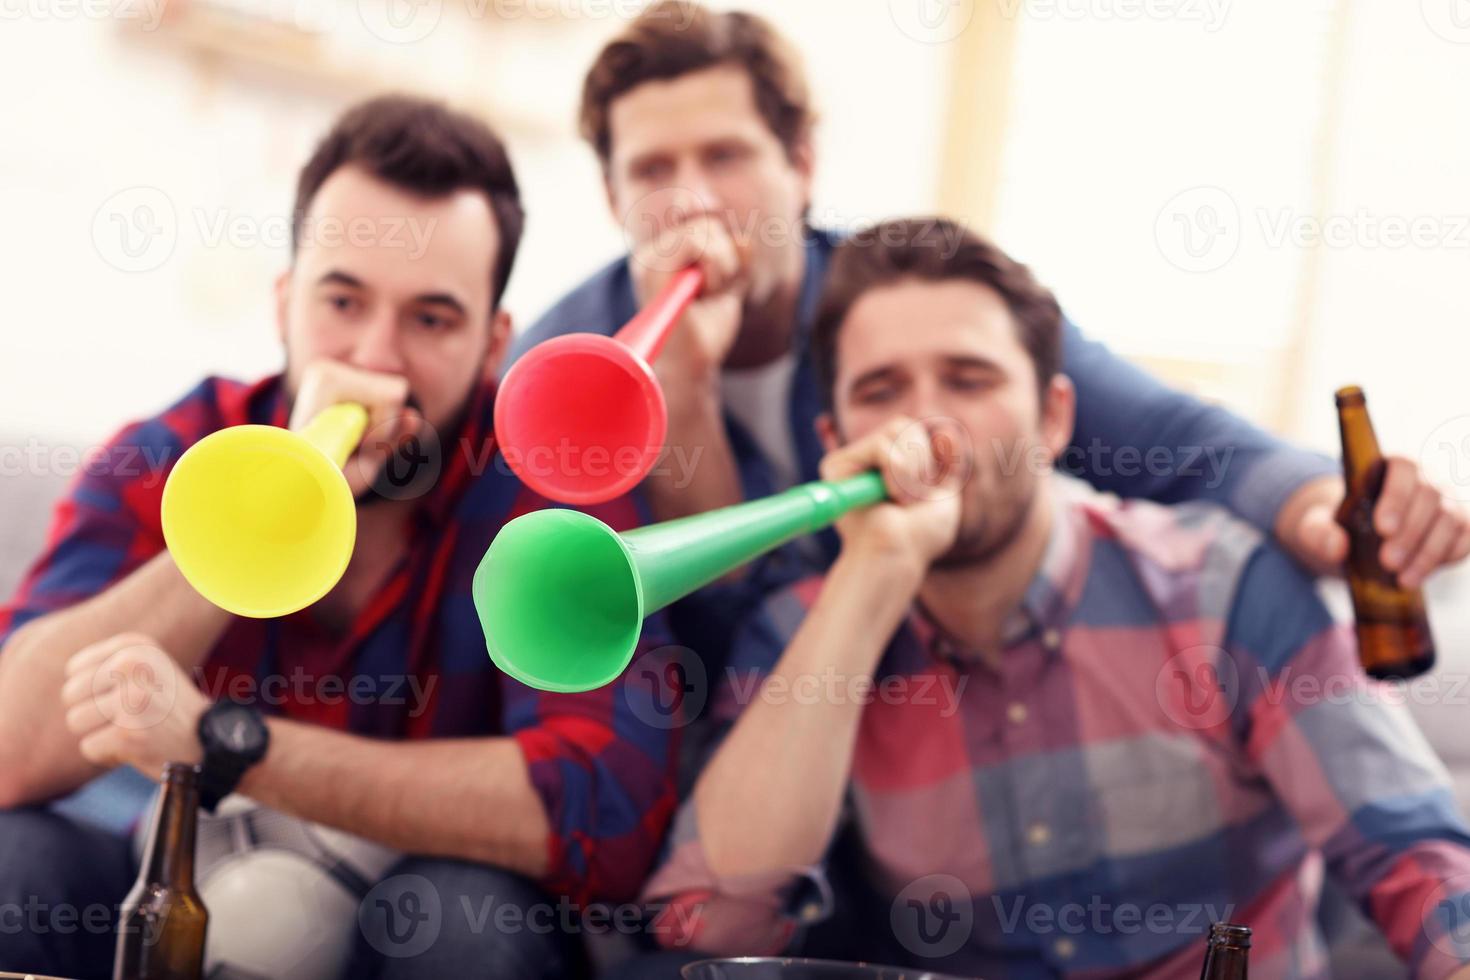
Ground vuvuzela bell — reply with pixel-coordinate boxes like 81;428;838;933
473;471;888;692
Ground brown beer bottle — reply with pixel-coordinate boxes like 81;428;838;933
1199;922;1251;980
1334;386;1436;679
114;763;209;980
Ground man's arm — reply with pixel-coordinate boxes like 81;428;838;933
1063;319;1470;577
240;722;551;876
630;216;749;524
0;554;231;806
642;417;962;955
1062;317;1335;525
61;631;683;904
1224;543;1470;980
694;548;916;876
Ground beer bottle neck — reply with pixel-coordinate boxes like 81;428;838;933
141;767;199;890
1337;399;1383;485
1200;944;1249;980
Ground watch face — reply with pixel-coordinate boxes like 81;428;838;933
206;704;265;756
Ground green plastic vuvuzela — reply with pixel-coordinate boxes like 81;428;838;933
473;471;888;692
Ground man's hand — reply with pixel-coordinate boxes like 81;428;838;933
822;417;967;581
1278;459;1470;586
290;359;423;498
630;210;747;397
60;633;209;781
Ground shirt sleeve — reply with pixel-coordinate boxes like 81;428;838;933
0;419;178;650
1225;543;1470;980
1063;317;1338;532
501;614;684;906
641;585;834;955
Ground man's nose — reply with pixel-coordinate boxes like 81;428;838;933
671;160;721;215
907;378;945;422
351;312;407;376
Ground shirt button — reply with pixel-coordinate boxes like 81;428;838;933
1027;822;1052;846
1041;628;1062;652
1007;702;1028;724
1054;938;1076;959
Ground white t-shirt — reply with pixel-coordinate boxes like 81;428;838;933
722;351;801;491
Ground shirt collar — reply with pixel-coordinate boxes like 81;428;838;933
417;378;497;530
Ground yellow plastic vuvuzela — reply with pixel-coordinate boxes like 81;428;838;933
161;403;369;618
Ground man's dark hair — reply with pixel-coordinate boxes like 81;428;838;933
292;94;525;309
579;1;815;167
813;218;1063;409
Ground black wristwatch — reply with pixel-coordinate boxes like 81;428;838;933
196;701;270;813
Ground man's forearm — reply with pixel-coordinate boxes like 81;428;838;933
644;380;743;524
239;719;551;877
694;548;920;878
0;552;231;805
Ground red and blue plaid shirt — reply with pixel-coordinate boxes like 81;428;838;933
0;374;680;904
645;477;1470;979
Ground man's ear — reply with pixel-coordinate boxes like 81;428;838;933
1041;374;1077;461
791;136;817;211
273;268;292;348
603;170;621;226
482;308;515;383
816;411;842;454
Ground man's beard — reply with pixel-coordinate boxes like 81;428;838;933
930;465;1040;571
355;393;471;507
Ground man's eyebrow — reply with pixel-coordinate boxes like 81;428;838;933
848;364;903;390
626;148;672;170
943;354;1006;372
413;293;468;317
316;270;364;289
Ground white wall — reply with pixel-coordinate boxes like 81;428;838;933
990;0;1470;675
0;0;950;446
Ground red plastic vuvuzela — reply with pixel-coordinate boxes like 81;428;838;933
494;266;706;504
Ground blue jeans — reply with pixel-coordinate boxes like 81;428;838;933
349;856;589;979
0;807;136;980
0;806;586;980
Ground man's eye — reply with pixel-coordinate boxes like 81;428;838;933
949;375;996;392
856;386;898;404
415;312;447;331
327;294;358;314
707;144;749;167
633;161;673;183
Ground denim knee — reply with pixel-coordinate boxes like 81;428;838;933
0;807;135;980
351;857;590;980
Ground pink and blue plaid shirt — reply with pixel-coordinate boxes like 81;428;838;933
0;375;681;904
645;477;1470;979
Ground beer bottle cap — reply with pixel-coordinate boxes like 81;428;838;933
1209;923;1252;947
161;762;201;785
